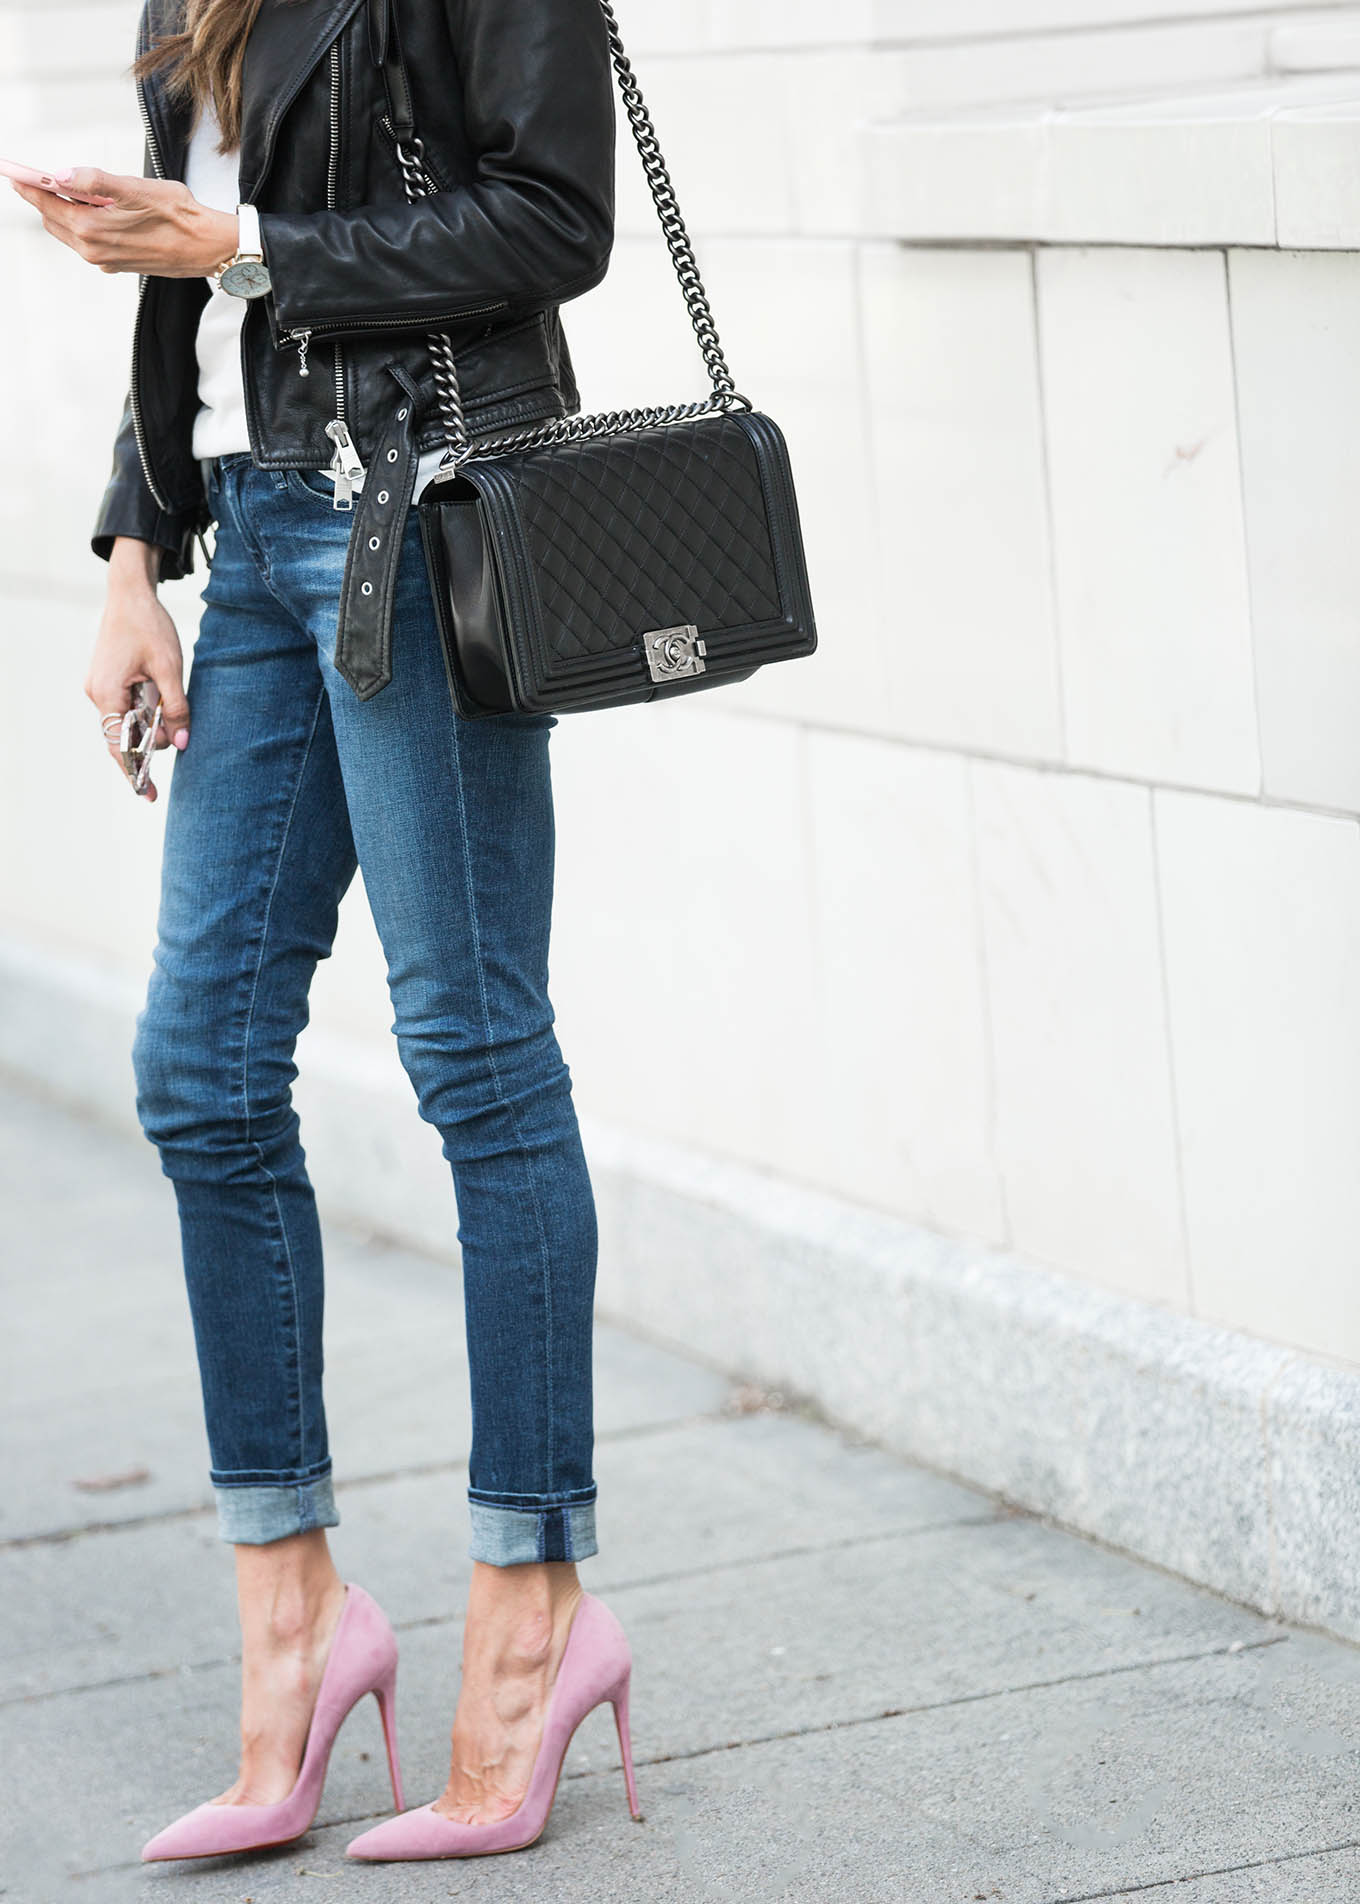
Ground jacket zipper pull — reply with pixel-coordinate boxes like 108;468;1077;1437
325;418;365;512
291;328;311;377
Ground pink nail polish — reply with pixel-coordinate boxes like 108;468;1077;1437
52;169;75;184
174;729;189;750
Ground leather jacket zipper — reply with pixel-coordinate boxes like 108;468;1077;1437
377;113;439;192
326;41;344;429
286;299;509;345
130;77;172;514
285;114;507;353
285;299;509;347
323;40;359;509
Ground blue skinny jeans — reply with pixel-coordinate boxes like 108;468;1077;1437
131;452;599;1564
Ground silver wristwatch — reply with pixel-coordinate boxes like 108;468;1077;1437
212;203;272;299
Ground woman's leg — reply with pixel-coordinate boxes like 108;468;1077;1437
221;1531;347;1805
134;457;358;1802
255;465;600;1816
438;1559;583;1822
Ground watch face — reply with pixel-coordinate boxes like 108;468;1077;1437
220;259;272;299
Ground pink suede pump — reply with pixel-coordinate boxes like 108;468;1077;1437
141;1582;404;1862
345;1590;641;1861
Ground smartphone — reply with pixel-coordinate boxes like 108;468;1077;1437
119;681;163;797
0;158;113;204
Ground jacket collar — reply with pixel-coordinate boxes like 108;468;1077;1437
137;0;367;195
136;0;191;180
238;0;368;202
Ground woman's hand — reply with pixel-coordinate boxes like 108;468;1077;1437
9;169;237;278
88;538;191;804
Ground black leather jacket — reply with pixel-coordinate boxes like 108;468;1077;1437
91;0;616;582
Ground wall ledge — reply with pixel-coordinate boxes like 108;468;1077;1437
867;75;1360;248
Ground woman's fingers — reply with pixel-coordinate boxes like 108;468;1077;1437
89;573;188;797
85;666;182;801
48;166;126;206
87;673;133;771
10;171;230;276
148;662;191;753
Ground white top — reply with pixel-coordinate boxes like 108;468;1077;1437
185;108;250;460
185;104;446;493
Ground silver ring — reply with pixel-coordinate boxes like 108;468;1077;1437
100;713;123;740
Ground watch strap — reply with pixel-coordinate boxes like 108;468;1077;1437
235;201;263;260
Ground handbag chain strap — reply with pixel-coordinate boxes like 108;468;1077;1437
388;0;751;470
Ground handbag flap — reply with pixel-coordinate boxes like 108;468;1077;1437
460;410;814;697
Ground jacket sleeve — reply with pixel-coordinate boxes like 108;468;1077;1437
90;76;201;583
258;0;616;336
90;395;201;582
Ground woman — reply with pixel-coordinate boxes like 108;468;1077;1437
12;0;641;1866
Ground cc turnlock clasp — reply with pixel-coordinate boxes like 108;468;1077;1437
642;623;707;683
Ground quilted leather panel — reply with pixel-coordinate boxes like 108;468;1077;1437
508;415;785;665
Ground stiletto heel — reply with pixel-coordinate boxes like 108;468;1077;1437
141;1583;402;1863
611;1672;643;1821
346;1591;642;1861
374;1666;406;1812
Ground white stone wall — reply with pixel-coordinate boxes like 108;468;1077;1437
554;4;1360;1373
4;3;1360;1374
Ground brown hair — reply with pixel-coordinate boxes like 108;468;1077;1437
132;0;307;154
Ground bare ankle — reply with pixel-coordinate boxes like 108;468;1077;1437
467;1559;580;1615
255;1596;340;1655
462;1562;581;1673
234;1531;344;1653
501;1614;557;1672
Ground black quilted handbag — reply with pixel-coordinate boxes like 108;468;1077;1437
383;0;817;718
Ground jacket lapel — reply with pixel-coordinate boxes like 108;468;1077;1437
238;0;368;202
138;66;190;180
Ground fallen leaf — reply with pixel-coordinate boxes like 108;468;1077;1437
72;1466;151;1493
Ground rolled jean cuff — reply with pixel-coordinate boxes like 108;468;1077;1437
467;1492;598;1566
212;1471;340;1545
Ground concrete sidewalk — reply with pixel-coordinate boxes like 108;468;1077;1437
5;1081;1360;1904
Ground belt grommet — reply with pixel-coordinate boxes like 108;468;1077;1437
387;448;399;463
369;535;381;550
377;490;389;505
361;581;374;597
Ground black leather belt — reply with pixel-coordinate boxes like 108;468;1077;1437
333;364;430;701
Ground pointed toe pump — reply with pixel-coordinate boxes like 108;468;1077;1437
345;1591;640;1862
141;1582;405;1863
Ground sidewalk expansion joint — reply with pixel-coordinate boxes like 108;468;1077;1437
0;1408;738;1553
596;1512;1005;1596
65;1818;1360;1891
62;1638;1295;1884
0;1502;216;1551
294;1634;1298;1850
548;1633;1291;1778
0;1515;999;1710
1045;1834;1360;1902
